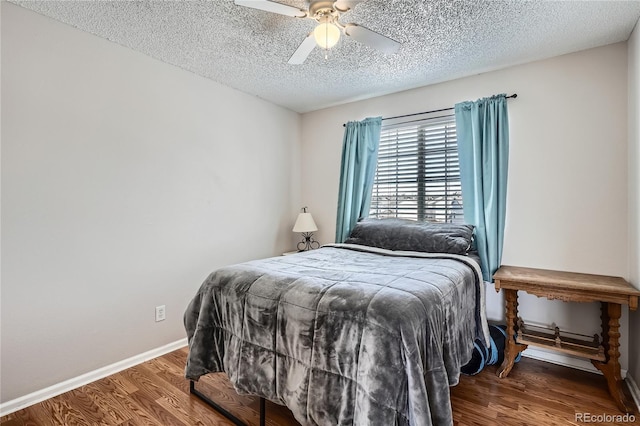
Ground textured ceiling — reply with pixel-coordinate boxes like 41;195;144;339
11;0;640;113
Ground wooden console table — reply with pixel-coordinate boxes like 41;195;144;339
493;265;640;413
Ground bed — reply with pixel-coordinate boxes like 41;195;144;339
184;219;490;426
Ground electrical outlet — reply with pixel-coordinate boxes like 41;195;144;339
155;305;166;322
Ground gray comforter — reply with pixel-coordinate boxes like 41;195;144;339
184;244;489;426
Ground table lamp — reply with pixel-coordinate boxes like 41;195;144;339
293;207;320;251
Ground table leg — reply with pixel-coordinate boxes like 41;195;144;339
497;289;528;378
591;302;636;414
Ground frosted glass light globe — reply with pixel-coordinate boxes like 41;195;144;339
314;21;340;49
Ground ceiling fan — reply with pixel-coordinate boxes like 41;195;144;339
234;0;401;64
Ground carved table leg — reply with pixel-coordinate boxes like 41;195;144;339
497;289;528;378
591;302;636;413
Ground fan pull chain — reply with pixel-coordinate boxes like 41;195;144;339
325;28;329;60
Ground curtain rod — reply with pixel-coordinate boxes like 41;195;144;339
342;93;517;127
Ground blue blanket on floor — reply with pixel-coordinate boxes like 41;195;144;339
461;324;521;375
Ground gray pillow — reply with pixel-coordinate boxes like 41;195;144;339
344;218;474;255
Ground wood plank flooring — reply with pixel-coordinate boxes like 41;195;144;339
1;347;636;425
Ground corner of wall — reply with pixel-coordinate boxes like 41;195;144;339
628;15;640;388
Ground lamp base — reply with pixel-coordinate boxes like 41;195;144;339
297;232;320;251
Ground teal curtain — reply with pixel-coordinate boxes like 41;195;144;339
454;94;509;282
335;116;382;243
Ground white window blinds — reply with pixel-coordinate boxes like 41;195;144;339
369;114;463;223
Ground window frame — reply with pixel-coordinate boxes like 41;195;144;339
369;114;463;223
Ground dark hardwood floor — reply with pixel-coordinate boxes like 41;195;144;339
1;347;636;425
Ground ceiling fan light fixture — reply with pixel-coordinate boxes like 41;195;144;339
235;0;401;65
314;18;340;49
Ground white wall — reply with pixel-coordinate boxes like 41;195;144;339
628;17;640;386
301;43;629;368
1;2;300;403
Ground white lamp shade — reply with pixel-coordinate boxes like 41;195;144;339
314;21;340;49
293;212;318;233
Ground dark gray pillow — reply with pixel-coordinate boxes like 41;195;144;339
344;218;474;255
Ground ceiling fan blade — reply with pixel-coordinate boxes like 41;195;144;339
234;0;306;18
344;24;400;54
333;1;364;13
288;33;316;64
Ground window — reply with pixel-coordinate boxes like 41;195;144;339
369;114;462;223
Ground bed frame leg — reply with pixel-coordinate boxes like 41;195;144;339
189;380;267;426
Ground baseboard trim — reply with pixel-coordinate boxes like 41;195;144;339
625;374;640;413
0;338;188;417
521;346;627;377
522;346;598;374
